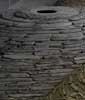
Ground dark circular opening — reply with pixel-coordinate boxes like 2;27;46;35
37;10;57;13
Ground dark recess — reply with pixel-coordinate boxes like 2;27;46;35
37;10;57;13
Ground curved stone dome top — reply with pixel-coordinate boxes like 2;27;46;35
28;6;79;19
3;6;79;20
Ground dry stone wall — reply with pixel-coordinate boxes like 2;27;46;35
43;65;85;100
0;6;85;100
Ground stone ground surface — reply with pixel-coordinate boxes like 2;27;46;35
0;0;85;100
0;0;20;13
9;0;57;9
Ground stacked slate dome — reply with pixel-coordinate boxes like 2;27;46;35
0;6;84;100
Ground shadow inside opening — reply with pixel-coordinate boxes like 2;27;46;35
37;10;57;13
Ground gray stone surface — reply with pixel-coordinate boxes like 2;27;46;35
0;6;85;100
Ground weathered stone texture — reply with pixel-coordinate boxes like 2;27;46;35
44;65;85;100
0;6;85;100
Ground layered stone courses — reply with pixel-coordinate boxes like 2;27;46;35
0;6;85;100
43;65;85;100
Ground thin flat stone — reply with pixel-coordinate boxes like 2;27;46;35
70;13;85;21
50;32;83;40
4;53;40;60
